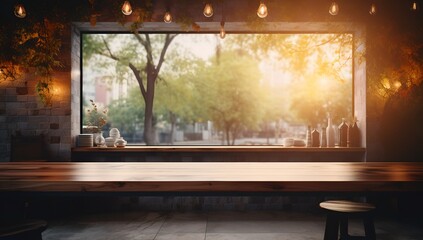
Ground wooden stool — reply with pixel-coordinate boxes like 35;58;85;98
0;219;47;240
320;200;376;240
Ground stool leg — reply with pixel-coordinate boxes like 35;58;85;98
363;215;376;240
339;215;349;240
324;213;339;240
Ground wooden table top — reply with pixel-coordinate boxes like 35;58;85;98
0;162;423;193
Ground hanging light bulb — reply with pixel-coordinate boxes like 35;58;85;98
329;2;339;15
203;3;214;17
121;1;133;16
164;11;172;23
14;4;26;18
411;1;418;11
220;21;226;39
369;3;376;15
257;2;268;18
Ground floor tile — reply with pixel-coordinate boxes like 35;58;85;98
159;212;207;233
205;233;321;240
155;233;205;240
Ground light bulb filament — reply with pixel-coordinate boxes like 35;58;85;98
329;2;339;15
257;3;268;18
412;1;418;11
121;1;133;16
164;11;172;23
203;3;214;17
369;3;376;15
14;4;26;18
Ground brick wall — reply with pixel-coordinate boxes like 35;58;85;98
0;69;71;161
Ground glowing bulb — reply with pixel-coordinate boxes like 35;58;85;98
369;3;376;15
164;11;172;23
257;2;268;18
14;4;26;18
394;81;402;89
412;1;418;11
329;2;339;15
203;3;214;17
220;21;226;39
121;1;132;16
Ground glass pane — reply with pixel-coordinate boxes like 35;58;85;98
82;33;353;146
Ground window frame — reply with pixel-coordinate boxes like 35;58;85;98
71;22;366;150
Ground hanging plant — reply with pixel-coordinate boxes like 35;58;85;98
13;19;63;107
35;79;54;107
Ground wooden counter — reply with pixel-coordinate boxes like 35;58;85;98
0;162;422;193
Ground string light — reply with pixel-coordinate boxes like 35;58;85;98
220;21;226;39
257;2;268;18
121;1;132;16
164;11;172;23
203;3;213;17
369;3;376;15
14;4;26;18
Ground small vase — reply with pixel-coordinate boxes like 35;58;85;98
94;131;105;147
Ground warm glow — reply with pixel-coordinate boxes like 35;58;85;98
257;3;268;18
394;81;402;89
382;78;391;89
220;21;226;39
329;2;339;15
164;11;172;23
14;4;26;18
121;1;132;16
203;3;214;17
369;4;376;15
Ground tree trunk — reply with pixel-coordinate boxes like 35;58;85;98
169;111;176;145
143;75;156;145
225;126;231;145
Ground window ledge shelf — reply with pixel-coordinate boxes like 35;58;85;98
72;146;366;153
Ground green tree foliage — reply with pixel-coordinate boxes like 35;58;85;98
83;33;177;145
154;50;202;144
192;51;263;145
107;87;145;142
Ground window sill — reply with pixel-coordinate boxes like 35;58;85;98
72;146;366;153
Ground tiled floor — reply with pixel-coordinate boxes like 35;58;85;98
43;210;423;240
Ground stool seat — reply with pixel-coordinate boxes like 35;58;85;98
320;200;375;213
320;200;376;240
0;219;47;240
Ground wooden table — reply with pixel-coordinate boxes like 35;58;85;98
0;162;423;193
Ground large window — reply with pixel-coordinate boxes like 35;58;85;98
81;32;353;146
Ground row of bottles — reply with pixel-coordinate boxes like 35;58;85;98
306;117;360;148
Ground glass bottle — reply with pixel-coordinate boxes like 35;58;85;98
320;126;327;147
338;118;348;147
311;128;320;147
326;116;335;147
348;118;360;147
94;131;105;147
306;125;312;147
